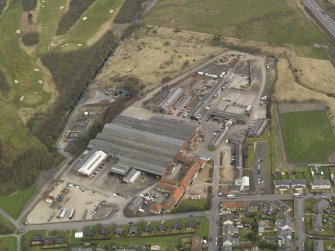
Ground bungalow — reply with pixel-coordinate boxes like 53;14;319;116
172;222;183;230
277;229;291;247
311;180;331;191
128;226;139;235
186;222;197;229
114;228;124;235
275;215;292;230
157;224;168;232
30;235;43;246
100;229;110;236
143;225;153;233
86;230;96;237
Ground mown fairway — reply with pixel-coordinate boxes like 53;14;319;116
60;0;123;47
280;110;335;163
144;0;332;58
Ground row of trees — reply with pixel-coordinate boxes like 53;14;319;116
56;0;95;35
114;0;146;24
27;31;118;152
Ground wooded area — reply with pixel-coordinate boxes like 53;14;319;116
56;0;95;35
28;31;118;152
114;0;145;24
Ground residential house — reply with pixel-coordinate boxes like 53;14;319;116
275;215;292;230
274;180;290;191
143;225;153;233
277;229;291;247
311;180;331;190
128;226;139;235
30;235;43;246
186;222;197;229
312;200;330;214
114;228;124;235
291;179;306;190
312;214;323;231
258;221;266;234
227;224;239;235
157;224;168;232
172;222;183;230
223;213;237;225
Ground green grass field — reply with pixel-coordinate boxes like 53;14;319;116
0;237;17;251
0;214;16;234
37;0;67;56
144;0;332;58
60;0;123;47
0;186;35;219
171;198;210;213
280;110;335;163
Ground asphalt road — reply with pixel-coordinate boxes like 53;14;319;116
302;0;335;40
252;142;268;194
295;198;306;251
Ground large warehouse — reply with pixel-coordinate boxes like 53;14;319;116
88;115;202;176
73;150;107;176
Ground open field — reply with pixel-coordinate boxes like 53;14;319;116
0;237;17;251
57;0;123;48
0;186;35;219
144;0;332;58
97;26;222;90
273;58;335;126
171;198;210;213
279;109;335;163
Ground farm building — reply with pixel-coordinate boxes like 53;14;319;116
72;150;107;176
88;115;202;176
124;196;143;217
157;87;183;113
123;168;141;183
210;109;248;124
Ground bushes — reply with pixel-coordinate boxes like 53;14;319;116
20;0;37;11
28;31;118;151
21;32;39;46
0;70;9;95
56;0;95;35
114;0;145;24
0;0;6;15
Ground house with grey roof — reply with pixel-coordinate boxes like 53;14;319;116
312;200;330;214
223;213;237;225
291;179;306;190
311;180;331;190
312;214;323;231
277;229;292;247
227;225;239;235
274;180;290;191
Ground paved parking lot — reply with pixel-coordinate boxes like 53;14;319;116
252;142;269;194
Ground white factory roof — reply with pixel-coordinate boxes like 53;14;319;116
77;150;107;176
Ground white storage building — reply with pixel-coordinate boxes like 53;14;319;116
75;150;107;176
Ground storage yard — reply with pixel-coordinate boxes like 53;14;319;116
26;50;274;223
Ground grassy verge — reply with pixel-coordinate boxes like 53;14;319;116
171;199;211;214
0;186;35;219
0;214;16;234
0;237;17;250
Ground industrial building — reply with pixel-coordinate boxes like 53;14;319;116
88;115;202;176
123;168;141;183
73;150;107;176
210;109;248;124
247;118;269;137
124;196;143;217
157;87;183;113
149;160;207;214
